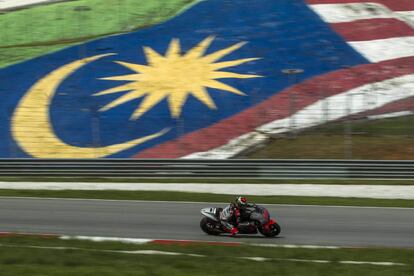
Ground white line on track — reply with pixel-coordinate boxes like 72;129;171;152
241;257;406;266
60;235;152;244
252;243;340;249
60;235;344;249
0;243;204;257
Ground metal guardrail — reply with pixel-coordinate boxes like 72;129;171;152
0;159;414;179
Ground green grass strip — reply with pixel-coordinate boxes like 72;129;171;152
0;0;196;67
0;236;413;275
0;189;412;208
246;115;414;160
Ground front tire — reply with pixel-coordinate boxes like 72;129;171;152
200;217;221;235
264;223;281;237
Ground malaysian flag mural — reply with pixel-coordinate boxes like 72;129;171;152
0;0;413;158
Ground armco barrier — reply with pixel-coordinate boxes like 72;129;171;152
0;159;414;179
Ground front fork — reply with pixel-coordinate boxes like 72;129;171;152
263;219;276;232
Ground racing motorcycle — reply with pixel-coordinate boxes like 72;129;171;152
200;205;281;237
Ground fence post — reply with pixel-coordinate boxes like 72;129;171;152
281;69;304;139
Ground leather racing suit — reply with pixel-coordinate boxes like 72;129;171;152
219;202;255;235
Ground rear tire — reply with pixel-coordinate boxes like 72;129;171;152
200;217;221;235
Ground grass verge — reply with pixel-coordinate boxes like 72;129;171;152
0;190;412;208
0;236;412;275
0;0;195;68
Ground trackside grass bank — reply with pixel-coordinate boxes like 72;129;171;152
0;0;195;68
0;236;412;275
0;190;413;208
246;115;414;160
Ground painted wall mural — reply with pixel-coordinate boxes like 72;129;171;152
0;0;413;158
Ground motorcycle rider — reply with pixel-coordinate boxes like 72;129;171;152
219;196;255;236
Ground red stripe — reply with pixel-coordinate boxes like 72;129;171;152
306;0;414;11
332;18;414;41
134;57;414;158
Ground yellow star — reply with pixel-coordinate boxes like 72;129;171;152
94;36;261;120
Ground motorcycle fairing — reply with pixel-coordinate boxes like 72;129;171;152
200;207;219;222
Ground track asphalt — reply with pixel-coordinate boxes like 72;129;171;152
0;198;413;248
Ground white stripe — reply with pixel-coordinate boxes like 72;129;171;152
183;131;268;159
241;257;270;262
310;3;414;29
339;260;405;266
310;3;394;23
120;250;204;257
368;111;413;120
60;235;152;244
241;256;406;266
252;243;340;249
280;258;330;264
395;11;414;27
349;37;414;62
258;74;414;134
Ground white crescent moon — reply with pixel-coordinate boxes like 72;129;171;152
11;54;168;158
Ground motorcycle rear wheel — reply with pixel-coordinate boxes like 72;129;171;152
200;217;221;235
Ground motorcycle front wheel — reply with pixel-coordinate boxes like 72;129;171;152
200;217;221;235
262;223;281;237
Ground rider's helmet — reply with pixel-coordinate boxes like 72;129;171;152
235;196;248;208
